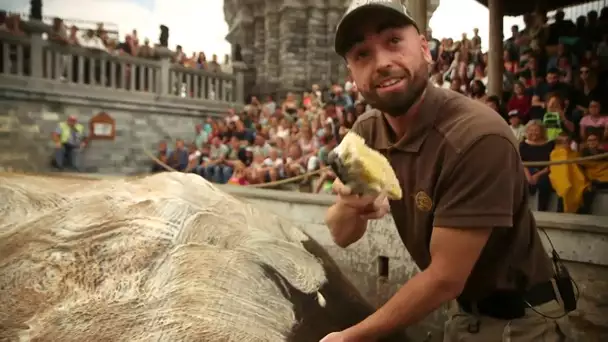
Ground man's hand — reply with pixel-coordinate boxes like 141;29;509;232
325;179;389;247
332;179;389;220
319;331;359;342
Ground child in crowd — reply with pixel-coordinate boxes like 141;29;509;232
227;162;249;186
246;152;266;184
508;110;526;142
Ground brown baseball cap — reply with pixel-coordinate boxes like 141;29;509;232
334;0;418;57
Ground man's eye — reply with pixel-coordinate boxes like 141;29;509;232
355;51;369;60
390;36;401;44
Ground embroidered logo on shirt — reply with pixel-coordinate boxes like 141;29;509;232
414;191;433;212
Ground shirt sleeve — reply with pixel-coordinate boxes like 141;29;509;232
433;135;522;229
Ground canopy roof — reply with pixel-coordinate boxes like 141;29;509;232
475;0;600;17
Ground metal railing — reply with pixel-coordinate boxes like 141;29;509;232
0;30;244;105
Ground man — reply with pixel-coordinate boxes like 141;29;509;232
321;1;568;341
166;139;189;172
52;115;86;171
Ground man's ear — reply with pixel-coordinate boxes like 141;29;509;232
420;35;432;64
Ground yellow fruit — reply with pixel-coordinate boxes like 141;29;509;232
331;132;402;200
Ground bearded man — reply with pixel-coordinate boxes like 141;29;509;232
321;1;570;341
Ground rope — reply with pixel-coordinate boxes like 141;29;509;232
142;145;608;188
141;147;328;188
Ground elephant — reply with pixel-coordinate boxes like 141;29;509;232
0;172;410;342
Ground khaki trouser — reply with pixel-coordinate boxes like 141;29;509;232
443;300;570;342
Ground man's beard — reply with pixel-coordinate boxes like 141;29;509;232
360;62;428;117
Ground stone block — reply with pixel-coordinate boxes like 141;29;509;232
41;111;61;122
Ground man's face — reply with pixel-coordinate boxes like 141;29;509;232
546;72;559;85
580;67;590;81
254;135;265;146
344;15;430;117
509;116;520;126
589;101;600;116
175;140;185;149
587;135;599;149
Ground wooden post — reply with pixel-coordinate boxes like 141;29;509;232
487;0;504;97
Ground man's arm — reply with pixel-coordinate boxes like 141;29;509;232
342;135;519;340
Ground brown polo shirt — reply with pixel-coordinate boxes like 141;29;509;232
351;84;553;300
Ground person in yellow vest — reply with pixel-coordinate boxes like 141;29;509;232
52;115;87;171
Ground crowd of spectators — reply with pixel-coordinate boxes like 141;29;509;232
426;7;608;214
152;86;363;194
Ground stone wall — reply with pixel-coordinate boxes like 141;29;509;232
221;185;608;342
0;89;218;174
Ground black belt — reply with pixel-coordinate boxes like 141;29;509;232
457;281;556;320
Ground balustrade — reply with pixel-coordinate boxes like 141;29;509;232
0;29;244;106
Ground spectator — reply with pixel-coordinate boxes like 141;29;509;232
52;115;86;171
578;132;608;214
67;26;80;45
151;140;169;173
263;147;285;182
520;121;555;211
507;81;532;122
543;93;575;141
186;142;202;172
137;38;155;59
202;136;230;184
49;18;69;45
549;132;589;213
508;110;526;142
208;54;222;73
166;139;189;171
4;14;25;36
79;29;106;51
579;99;608;141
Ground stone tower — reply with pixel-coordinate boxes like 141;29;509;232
224;0;350;99
224;0;438;99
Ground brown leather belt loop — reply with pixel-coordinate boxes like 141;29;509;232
467;302;481;334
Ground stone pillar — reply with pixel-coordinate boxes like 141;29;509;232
411;0;428;35
253;8;266;92
278;3;308;92
232;61;248;104
264;1;281;95
23;20;49;78
155;47;174;96
326;0;344;86
487;0;503;96
306;3;329;88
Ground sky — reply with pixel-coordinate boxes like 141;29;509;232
3;0;525;56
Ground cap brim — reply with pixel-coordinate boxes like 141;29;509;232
334;4;417;57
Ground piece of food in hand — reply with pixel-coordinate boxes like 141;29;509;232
327;131;402;200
